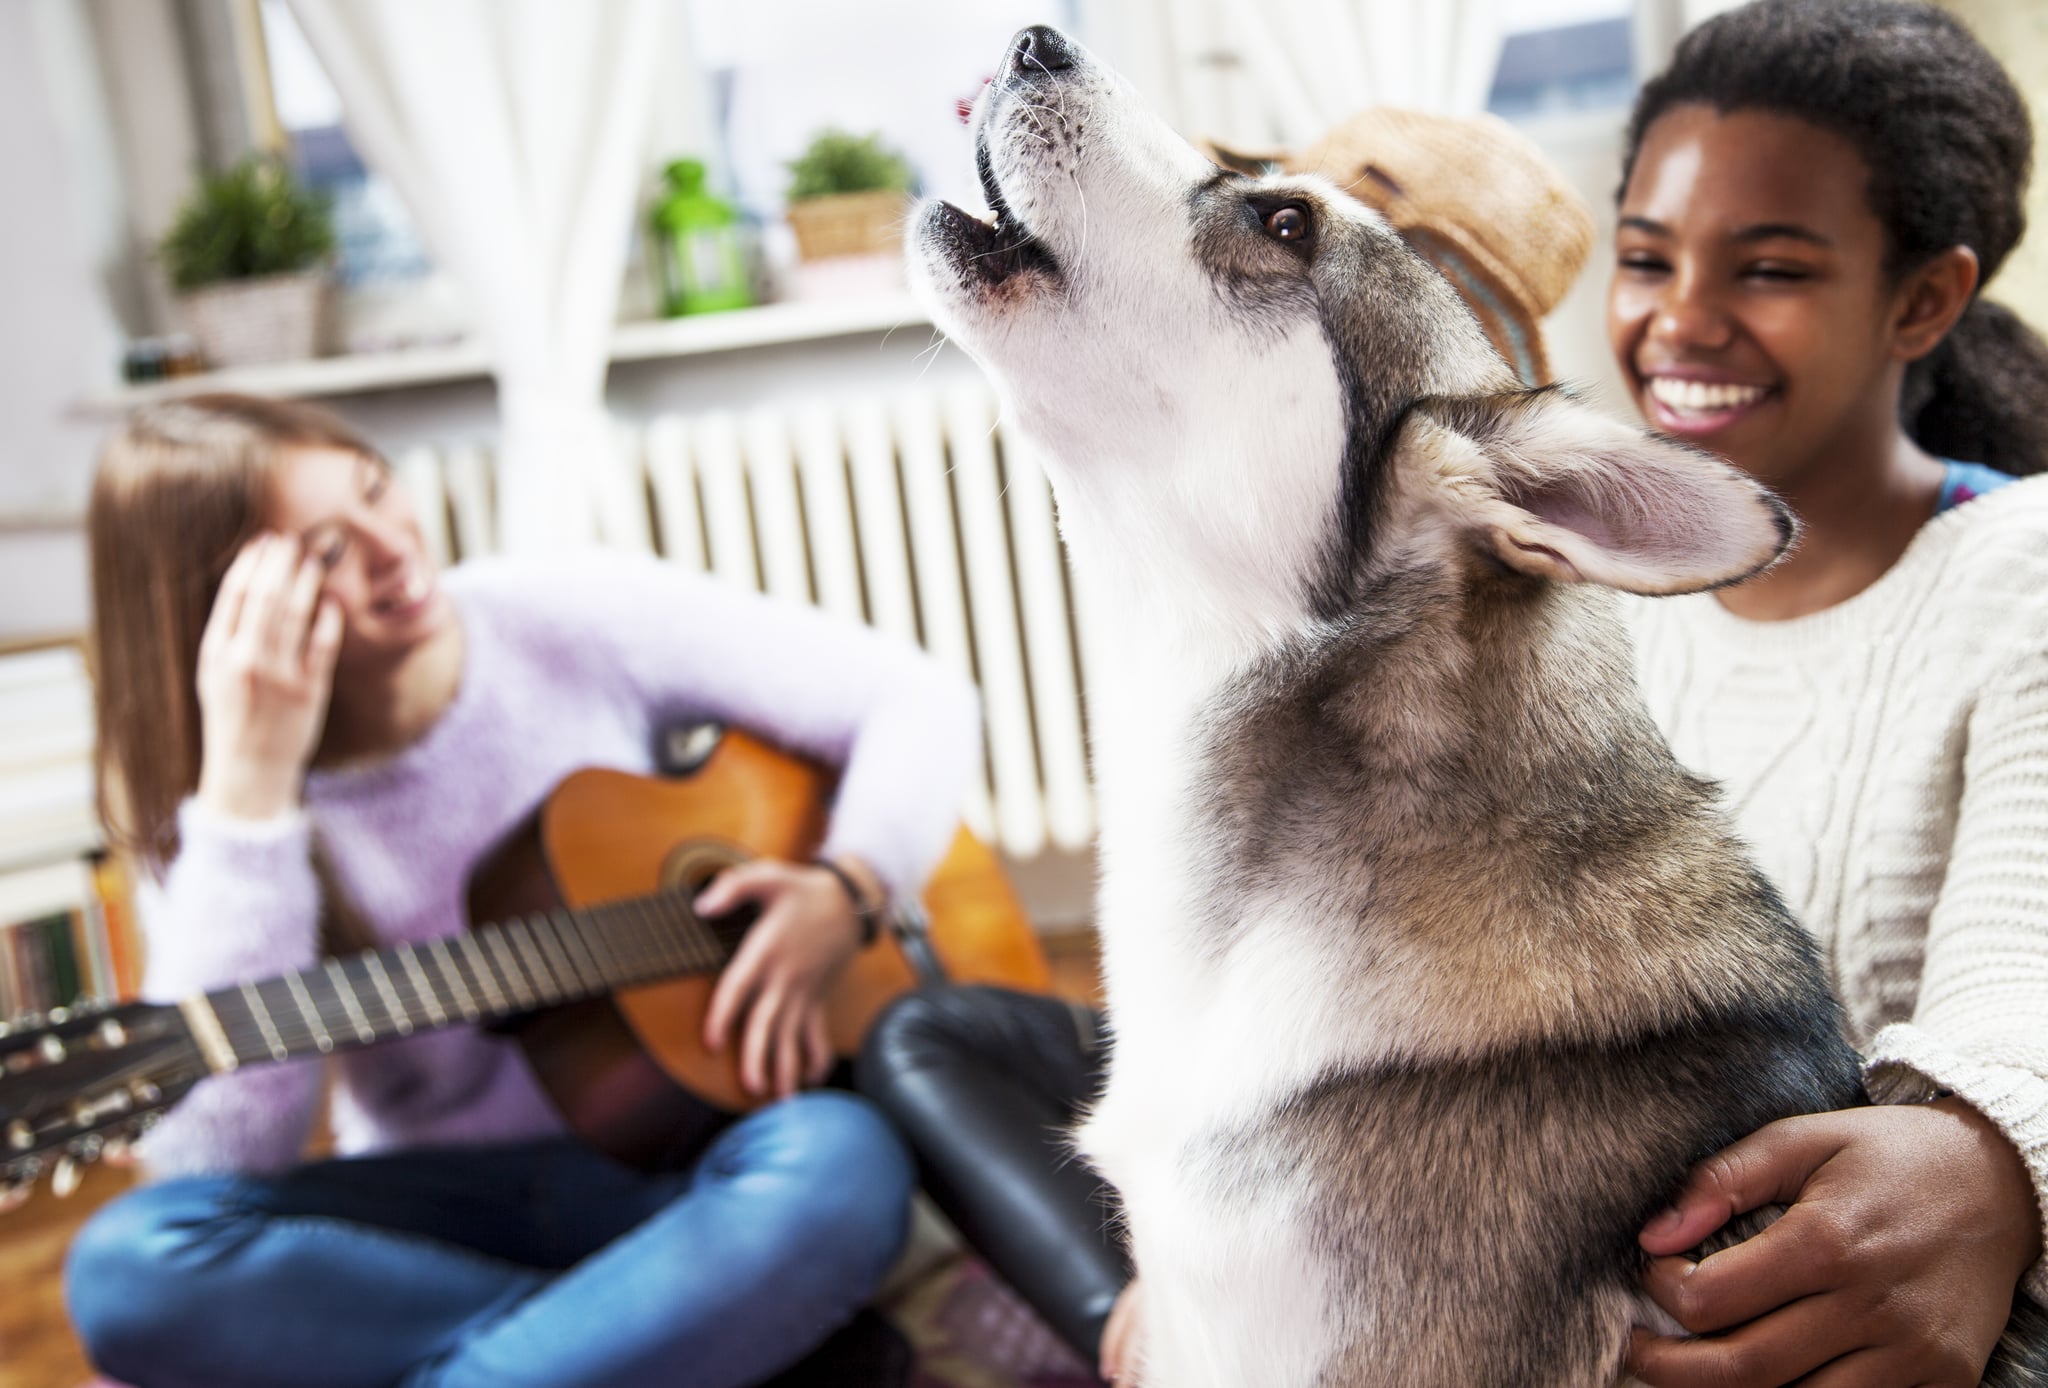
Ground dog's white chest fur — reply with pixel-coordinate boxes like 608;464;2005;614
1077;668;1371;1388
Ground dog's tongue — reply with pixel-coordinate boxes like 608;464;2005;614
956;76;992;125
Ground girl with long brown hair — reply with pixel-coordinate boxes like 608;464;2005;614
65;392;979;1388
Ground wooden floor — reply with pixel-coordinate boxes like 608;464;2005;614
0;1160;134;1388
0;929;1105;1388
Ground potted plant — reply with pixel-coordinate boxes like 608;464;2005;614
159;156;337;368
783;129;915;263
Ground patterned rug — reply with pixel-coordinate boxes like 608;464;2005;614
888;1256;1102;1388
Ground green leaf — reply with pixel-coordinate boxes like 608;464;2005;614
158;155;337;289
785;129;915;200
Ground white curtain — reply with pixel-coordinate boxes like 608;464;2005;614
1144;0;1505;147
285;0;664;552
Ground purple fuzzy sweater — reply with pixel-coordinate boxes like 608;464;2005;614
137;551;982;1177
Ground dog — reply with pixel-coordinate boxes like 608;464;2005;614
907;23;2048;1388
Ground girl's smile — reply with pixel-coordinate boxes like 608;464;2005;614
1638;370;1778;439
1608;105;1900;490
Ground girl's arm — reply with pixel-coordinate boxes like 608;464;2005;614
1630;639;2048;1388
501;550;984;901
484;551;983;1097
132;800;327;1176
133;534;345;1176
632;572;982;902
1863;640;2048;1301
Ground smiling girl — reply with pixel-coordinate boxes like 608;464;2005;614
1608;3;2048;1384
63;393;980;1388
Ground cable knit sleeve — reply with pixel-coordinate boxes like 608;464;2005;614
1864;641;2048;1304
132;798;326;1178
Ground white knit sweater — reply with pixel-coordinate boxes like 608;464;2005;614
1630;476;2048;1302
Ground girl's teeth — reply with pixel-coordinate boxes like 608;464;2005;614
1648;378;1769;414
401;574;427;604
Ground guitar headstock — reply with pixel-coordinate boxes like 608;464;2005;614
0;998;203;1204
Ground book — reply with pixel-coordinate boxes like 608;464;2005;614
0;644;102;872
0;857;100;1021
91;853;142;1002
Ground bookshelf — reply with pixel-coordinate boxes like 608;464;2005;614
0;642;135;1023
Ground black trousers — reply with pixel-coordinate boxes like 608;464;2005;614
855;985;1131;1360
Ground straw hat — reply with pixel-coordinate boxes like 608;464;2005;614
1208;109;1595;385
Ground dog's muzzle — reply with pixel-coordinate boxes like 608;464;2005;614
913;26;1077;296
1003;24;1079;83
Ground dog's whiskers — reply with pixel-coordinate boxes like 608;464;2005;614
912;332;949;379
1023;49;1073;128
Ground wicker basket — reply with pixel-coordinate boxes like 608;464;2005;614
785;191;909;262
178;270;331;368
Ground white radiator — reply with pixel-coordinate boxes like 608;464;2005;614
395;381;1095;863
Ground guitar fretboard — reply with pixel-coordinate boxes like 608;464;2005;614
199;890;744;1069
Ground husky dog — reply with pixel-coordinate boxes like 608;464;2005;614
908;23;2047;1388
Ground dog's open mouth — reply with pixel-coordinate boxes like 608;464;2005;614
927;131;1061;290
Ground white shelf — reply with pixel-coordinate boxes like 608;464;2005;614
76;293;933;415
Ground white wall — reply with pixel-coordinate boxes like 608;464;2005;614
1524;109;1633;419
0;0;129;642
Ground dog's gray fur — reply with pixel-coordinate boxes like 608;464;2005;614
910;25;2047;1387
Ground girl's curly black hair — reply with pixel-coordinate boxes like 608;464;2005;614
1624;0;2047;475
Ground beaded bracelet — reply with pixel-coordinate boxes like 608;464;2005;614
812;857;882;946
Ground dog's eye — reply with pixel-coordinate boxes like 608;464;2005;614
1263;205;1310;243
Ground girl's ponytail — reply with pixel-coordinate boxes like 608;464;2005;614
1904;299;2048;477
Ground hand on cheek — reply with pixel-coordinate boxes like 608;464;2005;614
1627;1102;2040;1388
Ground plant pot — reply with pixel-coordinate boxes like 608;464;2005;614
785;190;909;262
178;270;332;369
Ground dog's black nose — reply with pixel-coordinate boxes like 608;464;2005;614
1011;25;1078;74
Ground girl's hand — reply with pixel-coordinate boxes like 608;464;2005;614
1627;1101;2042;1388
1100;1277;1147;1384
194;534;345;822
698;858;877;1100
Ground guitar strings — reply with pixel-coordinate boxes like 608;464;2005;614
203;880;744;1067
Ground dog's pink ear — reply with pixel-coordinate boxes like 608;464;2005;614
1429;393;1795;595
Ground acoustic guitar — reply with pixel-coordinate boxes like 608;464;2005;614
0;726;1050;1197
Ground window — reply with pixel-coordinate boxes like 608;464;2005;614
1489;0;1635;119
256;0;433;290
682;0;1083;223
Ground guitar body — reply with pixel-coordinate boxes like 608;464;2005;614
467;729;1048;1167
0;729;1048;1198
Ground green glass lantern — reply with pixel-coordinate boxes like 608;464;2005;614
650;159;755;316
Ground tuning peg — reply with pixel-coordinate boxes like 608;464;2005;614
95;1017;128;1049
6;1119;33;1152
36;1035;65;1064
50;1156;81;1198
71;1088;133;1128
0;1157;41;1213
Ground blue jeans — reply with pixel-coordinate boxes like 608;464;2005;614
65;1091;913;1388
